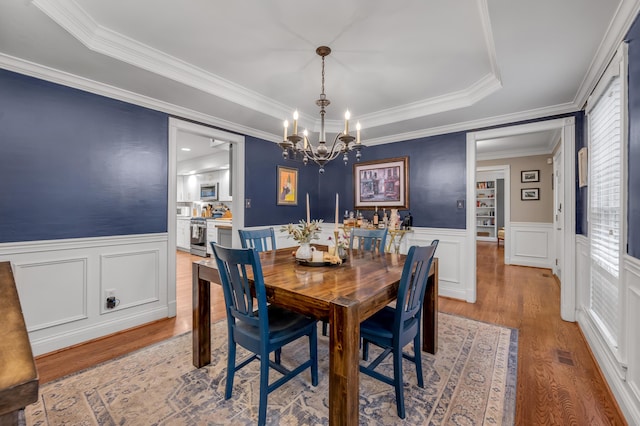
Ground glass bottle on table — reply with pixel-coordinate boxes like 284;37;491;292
373;206;379;227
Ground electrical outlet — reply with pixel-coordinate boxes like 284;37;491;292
245;198;251;208
105;289;117;309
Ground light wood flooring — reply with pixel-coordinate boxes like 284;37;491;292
35;243;626;425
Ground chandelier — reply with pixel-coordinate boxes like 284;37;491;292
279;46;364;174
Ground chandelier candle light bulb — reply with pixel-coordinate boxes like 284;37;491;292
293;110;299;135
356;122;361;144
283;120;288;140
344;110;350;135
306;193;310;223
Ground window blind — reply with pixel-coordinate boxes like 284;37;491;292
588;74;621;348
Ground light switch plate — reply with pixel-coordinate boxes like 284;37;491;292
457;200;464;209
245;199;251;208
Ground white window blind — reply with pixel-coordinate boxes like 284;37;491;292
588;73;621;348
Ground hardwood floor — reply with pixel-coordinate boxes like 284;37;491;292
34;244;626;425
440;242;625;425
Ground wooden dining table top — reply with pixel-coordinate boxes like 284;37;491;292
251;247;407;322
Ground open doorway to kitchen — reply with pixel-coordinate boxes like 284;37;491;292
466;117;576;321
166;118;245;317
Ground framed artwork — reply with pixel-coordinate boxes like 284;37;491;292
521;188;540;201
521;170;540;183
578;147;588;187
354;157;409;209
277;166;298;205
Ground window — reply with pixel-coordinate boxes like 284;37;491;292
586;46;626;355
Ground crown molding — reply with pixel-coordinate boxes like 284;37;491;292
33;0;504;130
364;102;578;146
0;52;280;143
360;73;502;130
31;0;292;120
476;147;552;161
574;0;640;108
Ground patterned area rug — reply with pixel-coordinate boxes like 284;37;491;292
26;313;517;425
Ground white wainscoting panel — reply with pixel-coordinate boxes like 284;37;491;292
575;235;590;309
624;256;640;422
509;222;553;269
0;234;169;356
100;249;160;313
576;234;640;424
13;257;88;332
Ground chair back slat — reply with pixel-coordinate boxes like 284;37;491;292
395;242;437;334
349;228;388;253
239;228;277;252
212;244;267;331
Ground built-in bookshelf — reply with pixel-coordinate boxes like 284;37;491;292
476;180;496;241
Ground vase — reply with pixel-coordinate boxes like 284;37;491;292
337;246;347;260
296;242;313;260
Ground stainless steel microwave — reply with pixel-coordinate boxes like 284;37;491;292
200;183;219;201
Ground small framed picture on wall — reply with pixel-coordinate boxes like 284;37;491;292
277;166;298;205
521;170;540;183
521;188;540;201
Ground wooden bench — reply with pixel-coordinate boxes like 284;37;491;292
0;262;38;426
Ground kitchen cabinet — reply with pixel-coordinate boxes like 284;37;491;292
217;225;233;248
177;218;191;250
218;170;232;201
177;175;184;201
206;222;217;255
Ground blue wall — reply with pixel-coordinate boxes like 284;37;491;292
243;136;320;227
317;132;467;228
575;112;587;236
0;69;169;243
626;16;640;258
244;132;467;230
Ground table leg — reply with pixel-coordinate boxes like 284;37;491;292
422;259;439;354
329;297;359;425
192;263;211;368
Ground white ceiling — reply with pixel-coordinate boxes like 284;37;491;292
1;0;638;158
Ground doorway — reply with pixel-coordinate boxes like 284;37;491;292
166;118;245;317
466;117;576;321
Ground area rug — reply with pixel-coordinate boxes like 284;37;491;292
25;313;517;425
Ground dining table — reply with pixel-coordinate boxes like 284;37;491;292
192;246;438;425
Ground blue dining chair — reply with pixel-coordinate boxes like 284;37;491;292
211;244;318;426
322;227;389;337
359;242;438;419
349;228;388;253
238;227;277;252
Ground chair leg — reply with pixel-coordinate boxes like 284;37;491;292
362;339;370;361
225;340;236;399
275;348;281;364
258;351;270;426
322;321;328;336
414;334;424;388
393;349;406;419
310;326;318;386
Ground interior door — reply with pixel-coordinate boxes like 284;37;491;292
553;149;563;279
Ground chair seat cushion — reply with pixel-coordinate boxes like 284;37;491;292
360;306;396;340
236;305;316;342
